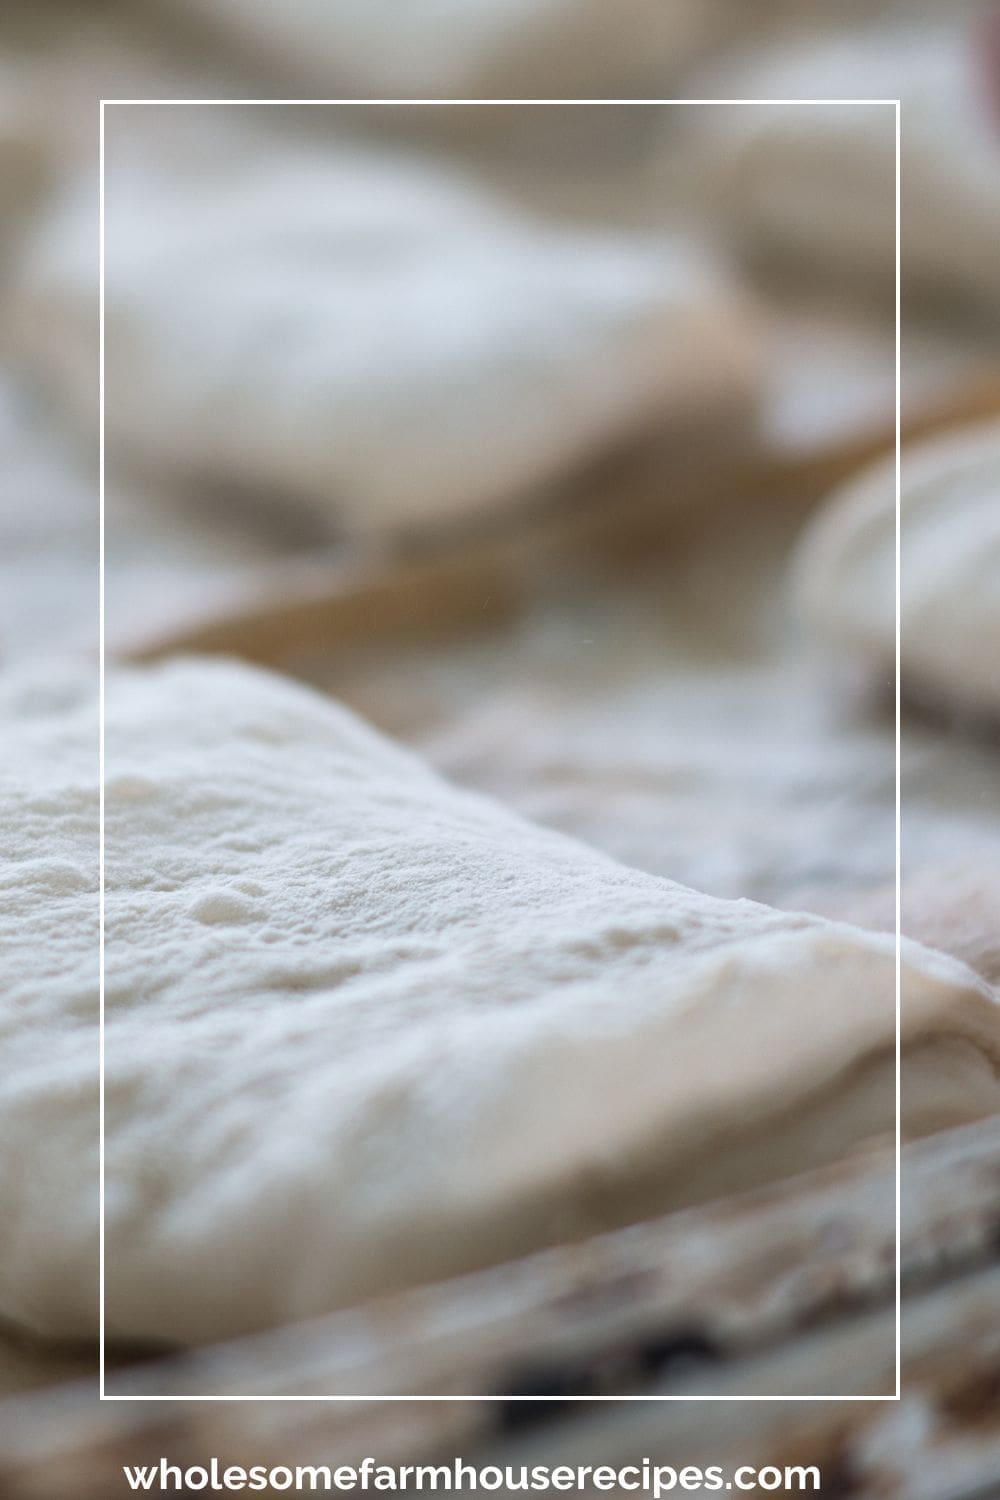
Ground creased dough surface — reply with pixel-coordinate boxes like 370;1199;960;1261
1;659;997;1347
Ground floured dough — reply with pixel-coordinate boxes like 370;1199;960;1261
685;17;1000;312
1;657;997;1348
12;128;756;536
793;420;1000;719
162;0;733;99
832;869;1000;990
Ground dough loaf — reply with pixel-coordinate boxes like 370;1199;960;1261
793;419;1000;719
13;133;757;536
2;659;997;1347
833;869;1000;990
686;17;1000;312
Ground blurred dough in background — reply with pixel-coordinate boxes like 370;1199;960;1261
8;116;758;537
155;0;743;100
150;0;979;101
682;10;1000;316
793;420;1000;721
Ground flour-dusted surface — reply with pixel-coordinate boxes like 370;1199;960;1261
794;420;1000;720
2;658;998;1348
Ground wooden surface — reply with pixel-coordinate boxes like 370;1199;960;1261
0;1119;997;1496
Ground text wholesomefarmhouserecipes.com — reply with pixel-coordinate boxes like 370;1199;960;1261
122;1457;822;1494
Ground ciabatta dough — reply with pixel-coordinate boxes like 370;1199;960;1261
832;868;1000;990
793;420;1000;720
13;133;756;536
2;659;997;1347
686;17;1000;312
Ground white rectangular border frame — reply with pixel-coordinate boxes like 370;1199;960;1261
98;96;903;1403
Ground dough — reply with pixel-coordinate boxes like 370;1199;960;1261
685;16;1000;312
13;129;757;536
2;657;997;1348
832;869;1000;990
161;0;733;99
793;419;1000;720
